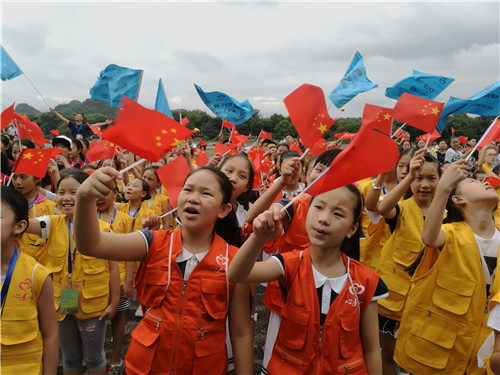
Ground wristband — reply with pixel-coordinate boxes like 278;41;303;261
372;181;382;190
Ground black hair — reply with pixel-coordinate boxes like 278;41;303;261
81;164;97;172
218;154;255;211
447;136;459;148
1;152;11;176
1;134;10;148
144;165;160;181
1;185;30;235
266;141;277;148
309;184;363;260
81;139;90;149
98;158;120;170
19;139;36;149
71;138;85;162
404;152;441;200
184;166;242;247
277;143;290;151
493;165;500;175
314;149;342;168
57;169;89;189
129;177;152;201
76;112;85;119
262;139;272;146
279;150;301;167
473;170;487;180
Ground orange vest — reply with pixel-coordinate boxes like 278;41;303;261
267;249;380;375
125;228;238;375
394;222;499;375
263;196;310;315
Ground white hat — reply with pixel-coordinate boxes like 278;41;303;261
52;135;72;150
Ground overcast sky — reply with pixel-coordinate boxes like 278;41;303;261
1;1;499;119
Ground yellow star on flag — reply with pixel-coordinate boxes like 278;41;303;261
317;123;328;134
170;138;182;147
431;107;441;116
23;152;33;159
161;129;168;134
383;113;391;120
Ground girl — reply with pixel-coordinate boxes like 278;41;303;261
375;149;440;374
1;186;58;375
117;177;156;232
12;172;56;264
73;166;254;374
10;138;36;161
394;160;499;375
24;170;120;375
142;166;172;229
444;135;463;163
96;187;135;375
228;185;387;374
68;138;85;168
218;154;255;242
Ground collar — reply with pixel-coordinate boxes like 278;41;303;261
311;263;348;293
176;246;208;263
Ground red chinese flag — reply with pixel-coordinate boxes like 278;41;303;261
1;103;15;130
290;143;303;156
222;119;236;130
233;135;250;147
310;138;328;156
49;129;59;136
259;130;272;140
400;133;409;142
484;176;500;188
458;136;468;144
478;120;500;148
90;125;103;138
86;140;116;163
12;148;54;178
156;156;192;209
392;93;444;134
261;157;272;175
213;143;237;156
102;97;195;162
393;128;404;138
451;127;455;135
420;129;441;144
361;104;393;136
195;149;209;167
284;84;335;149
14;113;46;147
229;128;240;143
199;140;207;147
307;127;399;196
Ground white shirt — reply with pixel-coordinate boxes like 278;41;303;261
176;247;208;281
474;228;499;286
312;264;348;316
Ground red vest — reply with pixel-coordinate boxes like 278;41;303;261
267;249;380;375
126;229;238;375
263;196;311;315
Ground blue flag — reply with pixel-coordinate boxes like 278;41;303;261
436;81;500;133
1;46;22;81
89;64;143;108
194;84;254;125
386;70;455;100
155;79;173;118
328;51;377;109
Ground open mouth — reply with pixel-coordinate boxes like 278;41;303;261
314;228;327;236
184;207;199;215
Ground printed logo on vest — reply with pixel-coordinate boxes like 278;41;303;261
216;254;228;267
12;278;34;302
349;283;365;296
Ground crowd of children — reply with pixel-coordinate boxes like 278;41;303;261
1;113;499;375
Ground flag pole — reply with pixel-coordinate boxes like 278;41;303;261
391;123;406;139
465;116;500;162
300;148;310;160
333;107;345;121
120;158;146;174
160;207;178;219
424;132;432;149
279;165;332;213
22;73;51;110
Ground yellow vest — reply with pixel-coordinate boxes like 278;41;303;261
395;222;499;375
377;197;424;321
148;192;168;217
109;209;134;284
18;197;56;265
117;201;156;232
43;215;111;321
1;250;51;375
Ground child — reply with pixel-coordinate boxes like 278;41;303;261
375;149;441;374
395;160;499;374
73;166;254;374
12;172;56;264
96;186;135;375
488;257;500;374
1;186;58;375
228;185;387;374
24;170;120;375
117;177;156;232
142;166;172;229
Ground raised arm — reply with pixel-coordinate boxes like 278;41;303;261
365;174;384;212
378;149;425;218
49;108;70;125
421;160;468;248
74;167;147;261
228;209;283;284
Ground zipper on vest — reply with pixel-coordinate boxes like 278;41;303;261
316;325;324;375
170;280;188;375
199;327;204;339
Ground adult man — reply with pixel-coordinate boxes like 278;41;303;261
50;108;112;140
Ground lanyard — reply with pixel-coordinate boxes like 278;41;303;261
67;219;77;277
98;209;116;225
128;204;140;218
75;123;83;134
28;193;38;208
1;248;19;311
